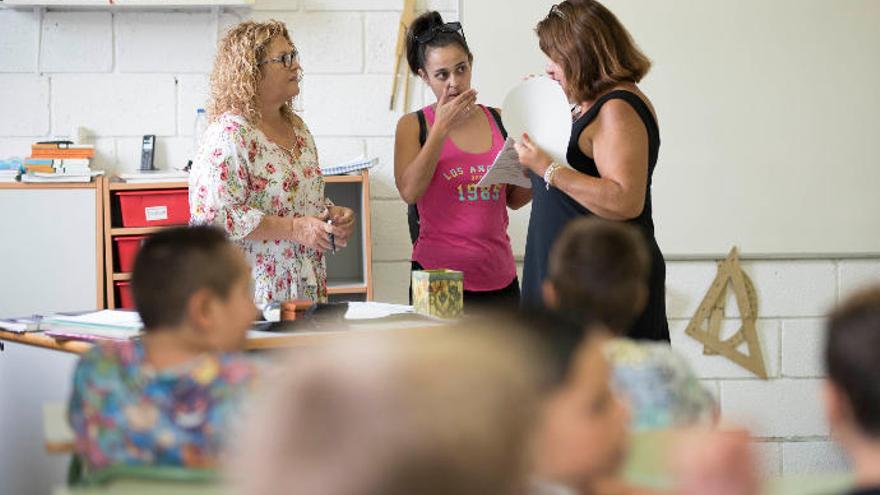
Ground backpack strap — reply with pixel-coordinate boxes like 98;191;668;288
487;106;508;140
416;109;428;147
409;110;427;245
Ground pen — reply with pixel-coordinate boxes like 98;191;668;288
328;219;336;254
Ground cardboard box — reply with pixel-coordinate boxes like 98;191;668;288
411;269;463;319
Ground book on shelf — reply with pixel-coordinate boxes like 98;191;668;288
31;143;95;150
53;167;92;174
24;164;55;173
55;159;91;167
25;165;93;175
30;145;96;159
321;156;378;176
30;150;95;159
33;170;102;178
24;158;91;166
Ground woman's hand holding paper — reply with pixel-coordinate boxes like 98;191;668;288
514;132;553;176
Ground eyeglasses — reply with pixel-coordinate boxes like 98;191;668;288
259;48;299;69
548;4;567;20
413;21;466;44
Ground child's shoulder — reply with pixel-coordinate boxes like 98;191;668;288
211;352;260;387
79;340;140;368
74;340;142;388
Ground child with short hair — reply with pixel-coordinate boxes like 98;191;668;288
233;327;542;495
824;285;880;495
523;311;632;495
543;218;715;431
68;225;259;469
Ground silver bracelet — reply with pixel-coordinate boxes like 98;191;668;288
543;162;562;190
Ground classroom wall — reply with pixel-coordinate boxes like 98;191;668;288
1;0;880;488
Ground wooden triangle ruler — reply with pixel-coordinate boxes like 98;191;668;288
684;247;768;379
389;0;417;110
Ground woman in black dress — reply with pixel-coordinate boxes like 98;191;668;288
516;0;669;341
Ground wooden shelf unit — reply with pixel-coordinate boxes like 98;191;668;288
1;180;105;311
101;171;373;308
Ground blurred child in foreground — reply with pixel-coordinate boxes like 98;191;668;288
68;226;259;469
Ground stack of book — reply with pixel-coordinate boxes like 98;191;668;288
22;142;102;183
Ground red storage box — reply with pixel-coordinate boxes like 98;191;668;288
114;235;148;273
117;189;189;227
115;281;135;309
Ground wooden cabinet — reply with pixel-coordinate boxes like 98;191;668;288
0;181;105;313
100;171;373;308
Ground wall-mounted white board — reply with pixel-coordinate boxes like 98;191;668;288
462;0;880;257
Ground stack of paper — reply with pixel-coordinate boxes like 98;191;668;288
0;169;19;183
118;170;189;184
41;310;143;342
344;302;414;320
22;170;104;183
321;156;378;176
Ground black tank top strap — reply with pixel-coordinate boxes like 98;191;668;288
572;89;659;144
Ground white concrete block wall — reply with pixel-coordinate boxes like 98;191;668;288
0;74;49;136
2;2;880;490
0;10;39;72
115;12;217;73
669;258;880;475
40;11;113;73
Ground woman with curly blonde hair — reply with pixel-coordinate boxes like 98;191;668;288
190;20;354;306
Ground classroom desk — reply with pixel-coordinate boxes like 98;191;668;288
0;317;441;355
2;315;442;456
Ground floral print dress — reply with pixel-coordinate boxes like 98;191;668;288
190;112;329;306
68;340;258;469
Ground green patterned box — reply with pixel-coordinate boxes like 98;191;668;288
411;269;463;319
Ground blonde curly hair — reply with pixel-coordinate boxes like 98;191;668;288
208;20;295;124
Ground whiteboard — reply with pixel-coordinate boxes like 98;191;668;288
462;0;880;257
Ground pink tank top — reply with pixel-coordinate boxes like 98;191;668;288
412;104;517;292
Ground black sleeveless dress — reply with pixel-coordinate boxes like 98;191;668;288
521;90;670;342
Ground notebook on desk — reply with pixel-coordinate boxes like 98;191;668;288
40;310;143;342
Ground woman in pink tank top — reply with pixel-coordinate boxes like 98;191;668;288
394;11;531;310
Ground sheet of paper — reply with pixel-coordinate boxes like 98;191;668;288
247;329;283;340
476;137;532;189
502;77;572;167
344;302;414;320
46;310;143;329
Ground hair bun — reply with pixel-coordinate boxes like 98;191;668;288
410;10;444;38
